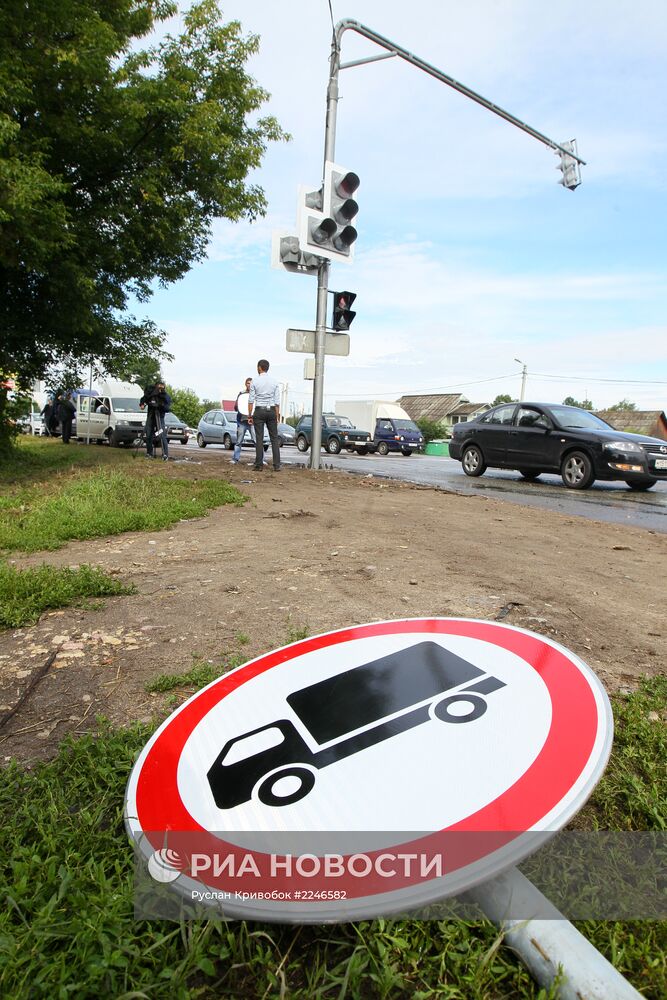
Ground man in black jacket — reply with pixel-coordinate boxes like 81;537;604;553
57;392;77;444
139;381;172;460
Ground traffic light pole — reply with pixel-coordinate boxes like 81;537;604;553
309;18;587;470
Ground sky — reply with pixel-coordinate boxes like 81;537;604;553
141;0;667;415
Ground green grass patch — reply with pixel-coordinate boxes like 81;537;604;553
576;674;667;830
0;685;664;998
0;563;135;629
145;654;247;694
0;434;134;486
0;468;246;553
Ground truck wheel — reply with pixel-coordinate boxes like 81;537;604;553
296;435;309;452
197;433;206;448
356;445;369;455
401;448;413;456
462;444;486;477
433;693;487;724
561;450;594;490
257;767;315;807
326;436;341;454
377;441;389;456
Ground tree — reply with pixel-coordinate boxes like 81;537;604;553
0;0;286;425
492;394;514;406
563;396;593;410
167;386;205;428
607;399;637;412
415;418;448;443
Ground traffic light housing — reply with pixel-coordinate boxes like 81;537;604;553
270;233;319;276
555;139;581;190
298;161;360;262
331;291;356;331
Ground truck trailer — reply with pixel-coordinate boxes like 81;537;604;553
334;400;424;456
207;641;506;809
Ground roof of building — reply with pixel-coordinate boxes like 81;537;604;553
450;402;488;417
398;394;467;421
594;410;667;440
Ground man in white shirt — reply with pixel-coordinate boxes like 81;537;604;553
248;359;281;471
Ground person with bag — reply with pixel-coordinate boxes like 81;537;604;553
139;380;172;460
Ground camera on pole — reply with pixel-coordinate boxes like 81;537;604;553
331;291;357;331
298;161;360;262
555;139;581;190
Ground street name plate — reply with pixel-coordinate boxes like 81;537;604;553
286;329;350;356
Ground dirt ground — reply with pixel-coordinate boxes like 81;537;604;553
1;452;664;765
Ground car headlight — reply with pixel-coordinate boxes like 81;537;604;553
603;440;643;453
116;420;129;426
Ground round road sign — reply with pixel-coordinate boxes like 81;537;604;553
125;618;613;921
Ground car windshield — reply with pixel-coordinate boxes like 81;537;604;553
393;419;419;431
326;416;353;428
549;406;612;430
163;413;182;424
111;397;143;413
224;411;236;423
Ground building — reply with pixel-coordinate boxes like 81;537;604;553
398;393;489;433
594;410;667;441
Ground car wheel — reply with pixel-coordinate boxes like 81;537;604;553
257;766;315;807
462;444;486;477
326;436;341;454
222;434;233;449
401;448;413;457
377;441;389;456
518;469;541;480
625;478;657;491
196;433;206;448
561;451;595;490
180;437;188;445
278;435;284;447
356;445;369;455
296;435;309;452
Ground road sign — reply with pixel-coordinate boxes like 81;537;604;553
286;328;350;356
126;618;612;922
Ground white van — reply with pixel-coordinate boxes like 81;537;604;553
75;379;145;446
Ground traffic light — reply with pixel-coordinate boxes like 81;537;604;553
555;139;581;190
270;233;319;276
331;291;356;331
298;161;360;262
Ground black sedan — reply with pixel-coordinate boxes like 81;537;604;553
449;402;667;491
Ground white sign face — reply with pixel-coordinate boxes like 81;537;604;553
125;619;613;921
285;329;351;356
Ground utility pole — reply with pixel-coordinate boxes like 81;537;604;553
306;19;585;470
515;358;528;401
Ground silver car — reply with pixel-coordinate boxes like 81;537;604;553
196;409;269;451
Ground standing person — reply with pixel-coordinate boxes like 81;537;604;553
248;359;281;472
139;380;172;460
40;398;54;436
57;392;76;444
231;377;253;464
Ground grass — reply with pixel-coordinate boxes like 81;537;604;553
0;468;245;553
0;683;664;998
145;654;247;694
0;563;136;629
0;435;134;486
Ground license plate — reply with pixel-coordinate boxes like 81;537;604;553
654;458;667;470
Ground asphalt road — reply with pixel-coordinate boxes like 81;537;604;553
172;441;667;533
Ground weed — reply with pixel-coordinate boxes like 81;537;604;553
0;468;245;553
287;623;310;643
0;563;135;629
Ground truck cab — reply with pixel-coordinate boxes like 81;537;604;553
75;380;145;446
373;415;424;456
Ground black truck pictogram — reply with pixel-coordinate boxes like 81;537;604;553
207;640;506;809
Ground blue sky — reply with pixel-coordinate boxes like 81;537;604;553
144;1;667;415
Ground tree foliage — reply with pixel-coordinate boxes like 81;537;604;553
166;386;205;428
607;399;637;412
563;396;594;410
0;0;286;389
415;417;448;443
491;394;514;406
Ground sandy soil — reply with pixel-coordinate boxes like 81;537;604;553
1;452;664;764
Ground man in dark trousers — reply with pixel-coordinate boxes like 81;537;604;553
139;380;172;460
57;392;76;444
248;359;281;472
